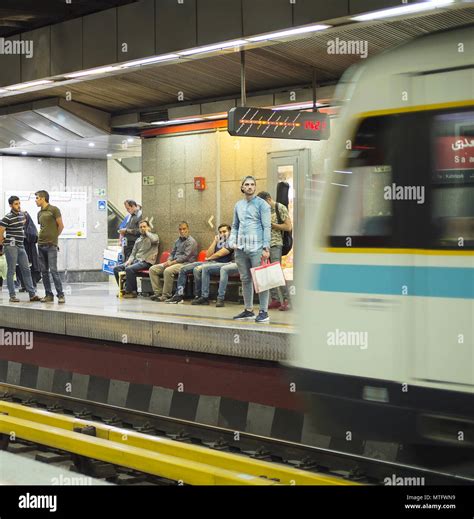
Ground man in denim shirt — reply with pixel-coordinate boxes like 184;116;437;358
229;176;271;323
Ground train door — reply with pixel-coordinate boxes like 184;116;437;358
412;107;474;390
267;149;309;291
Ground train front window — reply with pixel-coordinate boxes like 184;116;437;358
431;110;474;249
329;116;395;248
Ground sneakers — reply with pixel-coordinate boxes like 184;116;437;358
192;297;209;306
29;295;41;302
57;295;66;304
40;295;54;303
255;310;270;323
9;296;20;303
122;292;138;299
233;309;255;320
268;299;281;310
150;294;167;302
165;295;184;304
215;298;225;308
279;300;290;311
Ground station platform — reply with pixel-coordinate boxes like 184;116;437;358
0;281;294;362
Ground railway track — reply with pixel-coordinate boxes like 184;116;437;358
0;383;471;486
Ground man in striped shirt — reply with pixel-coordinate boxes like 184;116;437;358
0;196;41;303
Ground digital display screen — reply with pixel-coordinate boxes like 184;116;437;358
228;107;330;141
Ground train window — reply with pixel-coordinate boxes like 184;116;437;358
431;110;474;249
328;116;395;247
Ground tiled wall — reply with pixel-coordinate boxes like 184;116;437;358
142;126;335;253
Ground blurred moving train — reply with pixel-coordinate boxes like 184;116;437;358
291;25;473;447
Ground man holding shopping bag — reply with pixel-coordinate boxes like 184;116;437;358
229;176;272;323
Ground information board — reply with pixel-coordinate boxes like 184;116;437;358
5;191;88;239
228;107;330;141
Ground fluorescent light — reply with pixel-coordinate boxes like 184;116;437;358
179;40;247;56
5;80;53;91
54;147;61;152
273;102;323;110
351;0;454;21
65;66;119;79
88;142;95;147
121;54;178;68
247;24;330;43
21;151;28;155
107;153;112;158
151;117;203;125
127;138;134;143
204;113;228;120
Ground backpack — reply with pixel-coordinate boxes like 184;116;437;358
275;203;293;257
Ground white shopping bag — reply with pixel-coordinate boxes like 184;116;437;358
0;253;7;280
251;260;286;293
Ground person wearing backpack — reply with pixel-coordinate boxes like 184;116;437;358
257;191;292;311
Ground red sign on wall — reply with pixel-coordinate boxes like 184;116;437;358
194;177;206;190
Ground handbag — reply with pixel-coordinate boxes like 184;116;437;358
250;259;286;293
275;203;293;256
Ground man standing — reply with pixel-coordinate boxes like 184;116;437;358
119;200;142;261
229;176;271;323
113;220;159;298
257;191;292;311
0;196;41;303
149;222;197;302
35;190;65;304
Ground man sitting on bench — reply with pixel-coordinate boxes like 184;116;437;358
166;224;233;304
193;225;237;307
114;220;159;298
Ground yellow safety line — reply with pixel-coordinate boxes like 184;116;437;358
0;401;357;486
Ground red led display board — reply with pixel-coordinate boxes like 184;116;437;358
228;107;330;141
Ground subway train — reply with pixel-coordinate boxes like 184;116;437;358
289;25;474;447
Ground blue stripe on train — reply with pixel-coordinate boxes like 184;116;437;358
313;264;474;299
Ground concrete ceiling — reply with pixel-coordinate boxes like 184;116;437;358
0;0;137;38
0;4;472;121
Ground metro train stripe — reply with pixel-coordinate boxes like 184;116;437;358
324;247;474;256
314;264;474;299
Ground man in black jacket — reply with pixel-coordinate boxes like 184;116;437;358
119;200;142;261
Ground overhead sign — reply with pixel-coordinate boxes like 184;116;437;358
228;107;330;141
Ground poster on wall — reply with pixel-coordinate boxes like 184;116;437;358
5;191;88;239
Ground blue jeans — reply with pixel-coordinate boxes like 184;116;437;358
114;260;150;293
38;244;63;297
4;245;36;297
235;249;269;312
175;262;204;296
200;262;239;299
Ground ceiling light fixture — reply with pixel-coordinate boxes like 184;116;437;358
54;147;61;152
88;142;95;147
120;54;179;68
5;80;53;91
151;117;203;125
65;66;119;79
351;0;454;21
21;151;28;155
247;24;331;43
179;40;248;57
107;153;112;158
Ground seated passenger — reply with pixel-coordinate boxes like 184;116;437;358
150;221;198;302
114;220;159;298
166;224;234;304
192;225;237;306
